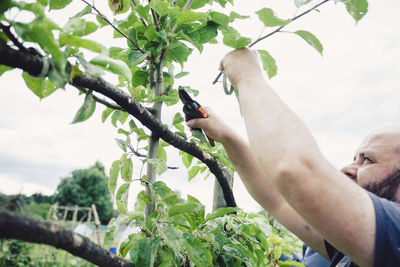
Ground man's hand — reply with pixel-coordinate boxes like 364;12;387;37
220;48;264;89
186;107;236;145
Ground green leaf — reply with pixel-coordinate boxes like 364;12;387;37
108;160;120;194
197;21;219;44
116;183;130;214
157;225;183;255
188;166;201;181
279;260;306;267
108;0;131;15
121;158;133;182
256;8;291;27
149;0;169;16
176;10;207;25
343;0;368;22
148;158;168;175
173;113;184;125
49;0;72;10
222;27;251;49
96;15;109;27
210;11;229;26
294;30;323;55
158;144;167;162
0;0;14;14
229;11;249;23
167;42;192;68
102;107;113;123
21;72;58;99
90;56;132;83
186;0;209;9
183;233;212;266
63;18;98;36
130;237;161;267
72;6;92;18
59;34;105;53
174;72;189;79
151;181;173;198
0;65;12;76
72;92;96;123
27;18;66;71
132;70;149;87
119;111;129;124
128;50;150;68
181;152;193;169
115;138;128;152
257;50;277;79
205;207;237;222
76;55;105;77
168;202;204;217
111;110;121;127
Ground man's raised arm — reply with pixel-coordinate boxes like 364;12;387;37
219;48;376;267
187;108;327;258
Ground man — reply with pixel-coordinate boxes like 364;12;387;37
187;48;400;266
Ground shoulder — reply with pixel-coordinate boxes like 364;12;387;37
368;192;400;267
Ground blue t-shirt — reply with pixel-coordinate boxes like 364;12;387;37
325;192;400;267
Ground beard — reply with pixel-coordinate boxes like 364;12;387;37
362;169;400;202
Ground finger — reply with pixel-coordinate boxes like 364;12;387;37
186;118;207;130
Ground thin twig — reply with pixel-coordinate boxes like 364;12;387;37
212;0;330;84
79;0;145;54
131;0;148;26
0;23;27;51
171;0;193;32
77;87;123;110
151;8;160;31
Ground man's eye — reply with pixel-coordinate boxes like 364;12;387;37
363;157;373;164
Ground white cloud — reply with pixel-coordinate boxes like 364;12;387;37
0;174;54;196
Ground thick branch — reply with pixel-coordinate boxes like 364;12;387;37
0;43;236;207
212;0;330;84
0;209;134;267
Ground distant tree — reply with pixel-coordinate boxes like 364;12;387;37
54;162;114;224
30;193;54;204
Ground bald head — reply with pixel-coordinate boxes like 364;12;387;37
341;126;400;202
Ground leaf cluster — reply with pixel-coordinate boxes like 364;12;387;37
104;181;303;266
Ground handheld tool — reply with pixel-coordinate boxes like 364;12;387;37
178;88;215;146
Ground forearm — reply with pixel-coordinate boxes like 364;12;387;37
237;76;321;190
221;133;285;214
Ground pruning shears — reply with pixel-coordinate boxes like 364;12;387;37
178;88;215;147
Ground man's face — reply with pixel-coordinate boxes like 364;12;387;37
341;127;400;202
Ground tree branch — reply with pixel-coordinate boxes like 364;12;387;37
0;209;134;267
212;0;330;84
0;42;237;207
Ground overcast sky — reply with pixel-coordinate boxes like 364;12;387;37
0;0;399;213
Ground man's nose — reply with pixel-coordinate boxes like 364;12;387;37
341;164;358;181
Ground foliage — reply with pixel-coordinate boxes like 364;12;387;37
0;0;369;265
54;162;114;224
21;202;51;220
0;240;32;267
103;181;303;266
